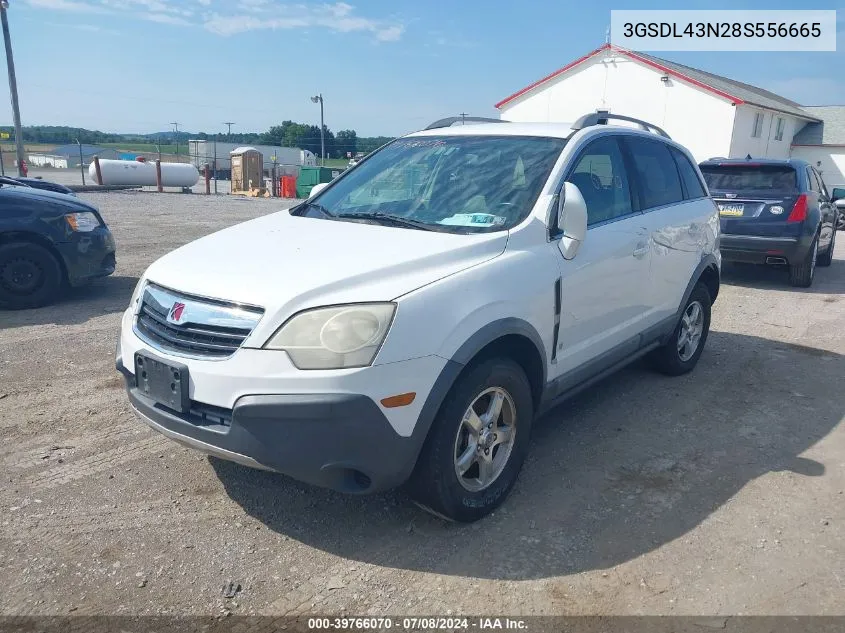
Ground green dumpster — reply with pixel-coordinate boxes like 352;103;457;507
296;166;344;198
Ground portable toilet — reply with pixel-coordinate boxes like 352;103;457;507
230;147;263;193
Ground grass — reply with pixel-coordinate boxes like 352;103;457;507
321;158;349;168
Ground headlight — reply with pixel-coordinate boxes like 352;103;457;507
129;277;146;310
65;211;100;232
264;303;395;370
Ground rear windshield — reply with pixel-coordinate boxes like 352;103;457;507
700;165;798;192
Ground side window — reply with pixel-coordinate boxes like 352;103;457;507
568;136;633;226
806;167;820;194
669;147;706;199
813;168;829;199
625;137;684;210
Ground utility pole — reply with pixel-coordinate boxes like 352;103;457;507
222;122;235;139
459;112;468;125
1;1;25;177
170;122;179;158
310;94;325;166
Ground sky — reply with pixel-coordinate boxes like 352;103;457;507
1;0;843;137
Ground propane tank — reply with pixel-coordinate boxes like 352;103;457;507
89;159;199;187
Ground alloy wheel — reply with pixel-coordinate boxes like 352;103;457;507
677;300;704;362
453;387;517;492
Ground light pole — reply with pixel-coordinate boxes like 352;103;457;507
222;122;235;139
310;94;325;166
1;1;25;177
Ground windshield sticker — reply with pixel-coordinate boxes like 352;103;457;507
392;139;446;149
438;213;507;227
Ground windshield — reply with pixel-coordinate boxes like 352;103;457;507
700;165;798;192
306;135;566;232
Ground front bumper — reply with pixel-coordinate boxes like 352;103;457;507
117;312;450;493
719;233;809;265
55;226;116;286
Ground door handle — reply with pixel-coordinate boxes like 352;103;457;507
633;244;650;258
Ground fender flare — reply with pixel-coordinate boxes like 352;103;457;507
406;318;547;463
673;254;719;328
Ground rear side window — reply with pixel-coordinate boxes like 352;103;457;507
700;165;798;192
670;147;707;199
625;137;684;210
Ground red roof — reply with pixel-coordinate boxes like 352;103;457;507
494;44;746;110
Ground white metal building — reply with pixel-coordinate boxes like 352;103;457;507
496;44;845;185
186;140;316;172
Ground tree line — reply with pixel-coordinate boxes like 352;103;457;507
5;123;395;158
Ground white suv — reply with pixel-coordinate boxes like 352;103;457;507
117;113;720;522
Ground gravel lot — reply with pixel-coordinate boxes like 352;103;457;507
1;190;845;617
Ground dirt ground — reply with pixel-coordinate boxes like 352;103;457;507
1;190;844;617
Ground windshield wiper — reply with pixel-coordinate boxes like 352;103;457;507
294;201;334;217
334;211;438;231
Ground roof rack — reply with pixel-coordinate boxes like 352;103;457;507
424;116;505;130
571;112;670;139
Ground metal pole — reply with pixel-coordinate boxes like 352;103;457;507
1;2;25;177
170;122;179;159
76;138;85;185
213;136;217;195
319;95;325;166
0;142;4;176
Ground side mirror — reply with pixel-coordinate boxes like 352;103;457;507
557;181;588;260
831;188;845;203
309;182;329;198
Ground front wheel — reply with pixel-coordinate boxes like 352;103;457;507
0;241;64;310
408;358;533;522
649;283;711;376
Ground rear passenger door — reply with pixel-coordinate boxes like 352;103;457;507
623;136;712;323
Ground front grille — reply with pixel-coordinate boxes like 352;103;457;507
135;283;263;359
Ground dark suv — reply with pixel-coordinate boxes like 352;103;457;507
699;158;839;287
0;183;115;309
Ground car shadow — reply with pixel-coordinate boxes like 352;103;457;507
210;331;842;580
0;274;136;327
721;259;845;294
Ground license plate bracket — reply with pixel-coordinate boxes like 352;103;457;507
718;203;744;217
134;352;189;413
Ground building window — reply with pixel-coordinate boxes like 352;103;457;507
774;117;785;141
751;112;764;138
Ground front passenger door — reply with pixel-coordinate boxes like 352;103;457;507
550;135;652;384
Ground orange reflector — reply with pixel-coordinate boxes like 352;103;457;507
380;392;416;408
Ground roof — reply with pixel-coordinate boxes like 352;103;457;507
408;121;576;139
50;144;106;157
699;157;811;167
792;106;845;145
230;146;260;154
495;44;820;122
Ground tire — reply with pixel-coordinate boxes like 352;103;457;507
407;357;534;522
0;241;64;310
817;229;835;267
649;283;711;376
789;235;818;287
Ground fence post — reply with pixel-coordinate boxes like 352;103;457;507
155;159;163;193
93;155;103;185
204;164;210;195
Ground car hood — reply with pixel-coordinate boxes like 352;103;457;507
143;211;507;336
0;184;92;210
